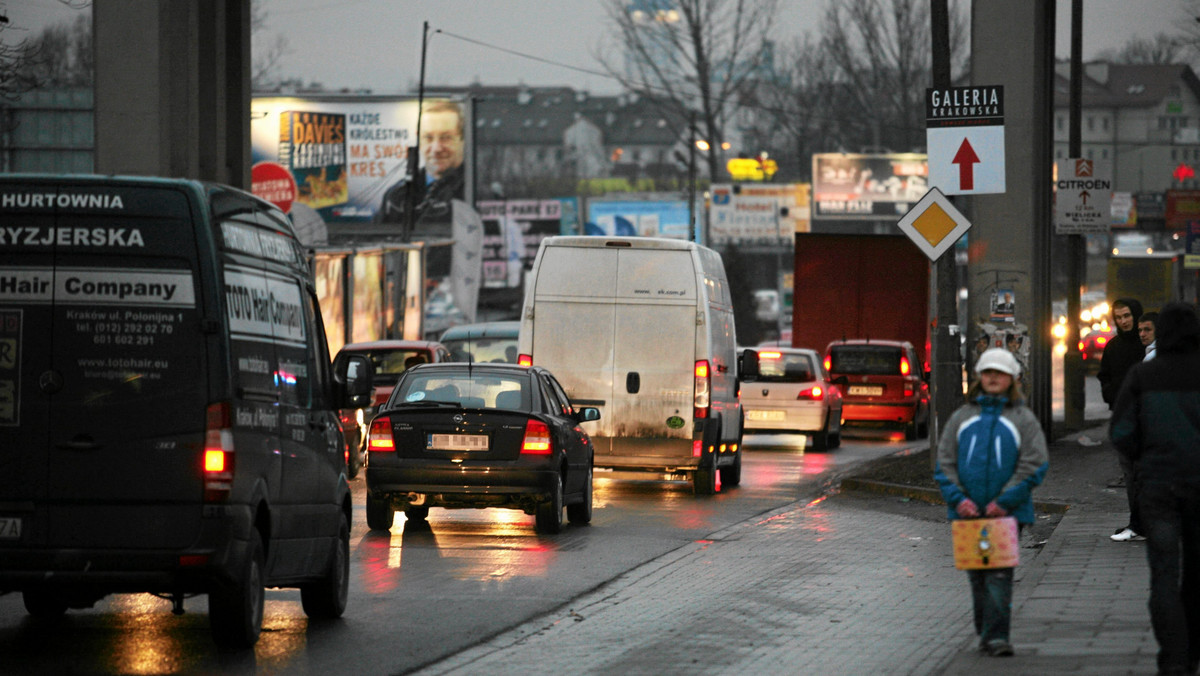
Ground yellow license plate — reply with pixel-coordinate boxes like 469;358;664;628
847;385;883;396
747;410;785;422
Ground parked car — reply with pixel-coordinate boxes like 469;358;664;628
440;320;520;363
1080;327;1115;372
332;340;452;477
364;363;600;534
824;339;930;440
741;348;843;451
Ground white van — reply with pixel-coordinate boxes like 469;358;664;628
516;236;743;494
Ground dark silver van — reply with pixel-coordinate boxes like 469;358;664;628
0;176;371;648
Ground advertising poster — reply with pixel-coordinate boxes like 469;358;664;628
250;96;470;223
709;183;811;245
586;200;692;240
811;153;928;220
477;199;571;289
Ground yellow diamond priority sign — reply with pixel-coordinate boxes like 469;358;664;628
896;187;971;261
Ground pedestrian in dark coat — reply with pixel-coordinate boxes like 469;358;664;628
1099;297;1147;542
1110;301;1200;676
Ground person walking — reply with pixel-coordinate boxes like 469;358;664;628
934;348;1050;658
1141;311;1159;361
1099;297;1146;541
1110;302;1200;676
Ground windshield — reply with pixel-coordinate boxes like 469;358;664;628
828;346;903;376
395;371;528;410
350;348;432;384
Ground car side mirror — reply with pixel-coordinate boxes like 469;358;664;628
575;406;601;423
738;349;759;380
336;355;374;407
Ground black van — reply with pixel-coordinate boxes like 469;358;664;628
0;175;372;648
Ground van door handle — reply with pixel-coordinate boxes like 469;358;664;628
626;372;640;394
58;435;100;451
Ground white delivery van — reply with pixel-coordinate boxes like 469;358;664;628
516;236;743;494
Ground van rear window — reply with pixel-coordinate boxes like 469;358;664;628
828;346;903;376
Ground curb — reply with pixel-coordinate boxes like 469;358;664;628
838;477;1072;514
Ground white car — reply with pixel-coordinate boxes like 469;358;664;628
742;347;843;451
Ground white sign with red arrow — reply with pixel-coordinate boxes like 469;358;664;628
1055;158;1112;234
925;85;1006;196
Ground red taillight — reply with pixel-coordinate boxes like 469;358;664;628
797;386;823;400
367;417;395;452
1078;340;1085;352
694;359;711;419
759;351;782;360
204;402;234;503
904;382;915;397
518;353;533;367
823;355;832;372
521;419;552;454
1096;336;1108;347
900;356;911;376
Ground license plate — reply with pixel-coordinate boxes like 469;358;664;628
848;385;883;396
0;517;22;539
428;433;489;451
747;410;785;422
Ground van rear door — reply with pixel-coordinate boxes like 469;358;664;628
0;181;208;549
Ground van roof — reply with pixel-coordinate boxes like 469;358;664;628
541;235;704;252
440;321;520;340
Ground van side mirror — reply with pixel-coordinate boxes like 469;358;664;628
738;349;759;380
575;406;601;423
336;355;374;407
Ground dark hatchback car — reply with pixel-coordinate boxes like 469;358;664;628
364;363;600;534
824;339;930;440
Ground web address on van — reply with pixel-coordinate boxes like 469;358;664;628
78;357;169;379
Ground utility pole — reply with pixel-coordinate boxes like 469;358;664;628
689;112;697;242
1063;0;1086;429
406;20;431;242
929;0;961;451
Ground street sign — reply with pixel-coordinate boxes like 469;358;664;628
926;86;1006;195
896;187;972;261
1055;158;1112;234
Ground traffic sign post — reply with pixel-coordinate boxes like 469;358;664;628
926;86;1006;195
896;187;972;261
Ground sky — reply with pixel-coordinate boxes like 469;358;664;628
3;0;1193;94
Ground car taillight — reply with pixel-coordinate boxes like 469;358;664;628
797;386;823;400
904;382;914;397
521;419;552;454
823;355;832;372
1096;336;1108;347
518;353;533;367
204;402;234;503
367;417;395;452
759;351;781;360
900;355;911;376
1078;340;1085;351
694;360;710;419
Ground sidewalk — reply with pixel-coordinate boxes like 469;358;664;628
412;419;1161;676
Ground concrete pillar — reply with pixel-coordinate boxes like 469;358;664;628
968;2;1055;432
93;0;250;188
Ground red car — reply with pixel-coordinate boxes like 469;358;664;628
824;339;931;440
332;340;452;477
1080;328;1115;372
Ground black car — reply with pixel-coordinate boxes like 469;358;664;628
364;363;600;534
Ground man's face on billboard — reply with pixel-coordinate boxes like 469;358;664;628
421;110;464;180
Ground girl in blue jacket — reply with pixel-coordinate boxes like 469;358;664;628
934;347;1050;657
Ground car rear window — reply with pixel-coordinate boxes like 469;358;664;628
443;337;517;363
396;372;528;409
828;346;903;376
756;352;815;382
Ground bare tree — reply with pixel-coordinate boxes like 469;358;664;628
1098;33;1185;65
596;0;780;180
251;0;290;90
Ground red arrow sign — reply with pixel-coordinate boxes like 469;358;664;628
953;138;980;191
1080;190;1090;206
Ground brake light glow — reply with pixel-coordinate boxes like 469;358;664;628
203;402;234;503
823;355;832;371
797;386;823;400
367;418;395;452
1096;336;1108;347
905;382;914;397
517;353;533;367
759;351;782;359
694;360;711;419
521;419;552;454
900;355;911;376
693;440;703;457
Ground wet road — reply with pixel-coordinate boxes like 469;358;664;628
0;430;916;675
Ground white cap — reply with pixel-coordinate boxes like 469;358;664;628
975;347;1021;377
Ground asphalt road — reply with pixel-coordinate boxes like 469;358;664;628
0;430;916;675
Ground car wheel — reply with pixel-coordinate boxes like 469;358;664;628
366;492;394;531
210;529;265;650
811;414;831;452
22;589;68;618
300;515;349;619
904;418;919;441
828;428;841;449
566;464;593;525
918;408;930;439
535;473;564;534
719;451;742;487
405;506;429;522
346;447;362;480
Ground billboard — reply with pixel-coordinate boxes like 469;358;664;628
811;153;928;220
477;199;577;289
250;95;471;223
586;199;692;240
709;183;810;245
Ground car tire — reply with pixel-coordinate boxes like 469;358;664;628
566;464;593;525
719;451;742;487
22;589;68;618
366;493;394;531
300;515;350;619
811;414;831;452
904;418;919;441
535;473;564;534
405;506;429;522
828;428;841;449
346;447;362;480
210;529;265;650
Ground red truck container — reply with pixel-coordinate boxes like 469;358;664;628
790;233;932;373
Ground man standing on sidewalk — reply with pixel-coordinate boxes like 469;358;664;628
1110;301;1200;676
1099;297;1145;542
1141;312;1159;362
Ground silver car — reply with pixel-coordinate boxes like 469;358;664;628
741;347;843;451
